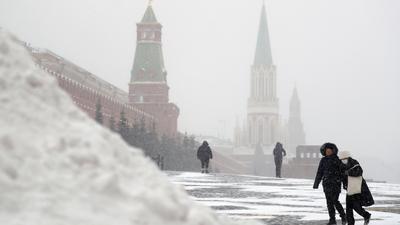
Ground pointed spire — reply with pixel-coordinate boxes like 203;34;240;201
141;2;158;23
290;85;301;116
292;84;299;100
254;2;273;66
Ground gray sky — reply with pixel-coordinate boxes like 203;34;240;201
1;0;399;182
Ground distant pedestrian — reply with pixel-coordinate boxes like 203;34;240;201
197;141;213;173
273;142;286;178
313;142;347;225
338;151;373;225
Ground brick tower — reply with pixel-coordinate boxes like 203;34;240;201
129;2;179;136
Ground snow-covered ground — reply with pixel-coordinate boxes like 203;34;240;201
168;172;400;225
0;31;261;225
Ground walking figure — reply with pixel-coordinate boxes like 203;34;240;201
197;141;213;173
339;151;373;225
314;143;347;225
273;142;286;178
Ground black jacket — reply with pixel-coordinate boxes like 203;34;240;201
313;154;345;193
197;144;213;161
273;145;286;159
342;157;375;206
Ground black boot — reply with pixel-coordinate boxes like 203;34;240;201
364;214;371;225
341;217;347;225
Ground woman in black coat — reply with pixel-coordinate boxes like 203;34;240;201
339;151;374;225
313;143;347;225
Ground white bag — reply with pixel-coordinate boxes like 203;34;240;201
347;175;363;196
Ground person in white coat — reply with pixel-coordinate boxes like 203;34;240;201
339;151;373;225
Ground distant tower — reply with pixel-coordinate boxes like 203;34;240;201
247;2;279;146
129;2;179;136
287;86;306;154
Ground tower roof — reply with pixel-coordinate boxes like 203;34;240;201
290;85;301;115
131;3;166;83
131;43;166;83
292;85;299;101
254;3;273;66
141;5;158;23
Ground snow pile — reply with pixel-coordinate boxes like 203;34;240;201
0;31;261;225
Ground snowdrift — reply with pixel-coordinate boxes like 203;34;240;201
0;31;260;225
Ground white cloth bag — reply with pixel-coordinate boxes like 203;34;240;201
347;164;363;196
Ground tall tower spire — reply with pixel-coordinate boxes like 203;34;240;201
290;85;301;117
254;2;273;66
247;3;279;147
287;86;306;154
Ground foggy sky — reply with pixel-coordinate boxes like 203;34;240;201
1;0;399;182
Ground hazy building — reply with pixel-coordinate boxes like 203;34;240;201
286;86;306;154
234;3;306;153
29;47;156;130
28;2;179;137
284;145;321;179
129;3;179;136
247;2;280;147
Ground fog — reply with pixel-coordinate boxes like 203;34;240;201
1;0;399;182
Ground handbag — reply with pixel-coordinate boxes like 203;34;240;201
347;176;363;195
347;164;362;196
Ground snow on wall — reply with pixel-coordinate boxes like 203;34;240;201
0;31;261;225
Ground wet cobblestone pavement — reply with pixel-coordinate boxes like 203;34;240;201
168;172;400;225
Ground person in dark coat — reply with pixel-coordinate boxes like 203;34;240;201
197;141;213;173
313;142;347;225
338;151;373;225
272;142;286;178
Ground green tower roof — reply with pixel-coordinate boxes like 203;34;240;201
131;43;166;83
141;5;158;23
254;3;273;66
131;5;166;83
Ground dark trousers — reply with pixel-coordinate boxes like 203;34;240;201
200;159;209;173
346;195;370;225
274;157;282;177
325;191;346;222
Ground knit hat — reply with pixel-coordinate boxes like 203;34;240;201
338;151;351;160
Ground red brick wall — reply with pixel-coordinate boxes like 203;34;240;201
129;83;169;103
42;67;156;130
129;82;179;136
132;102;179;137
